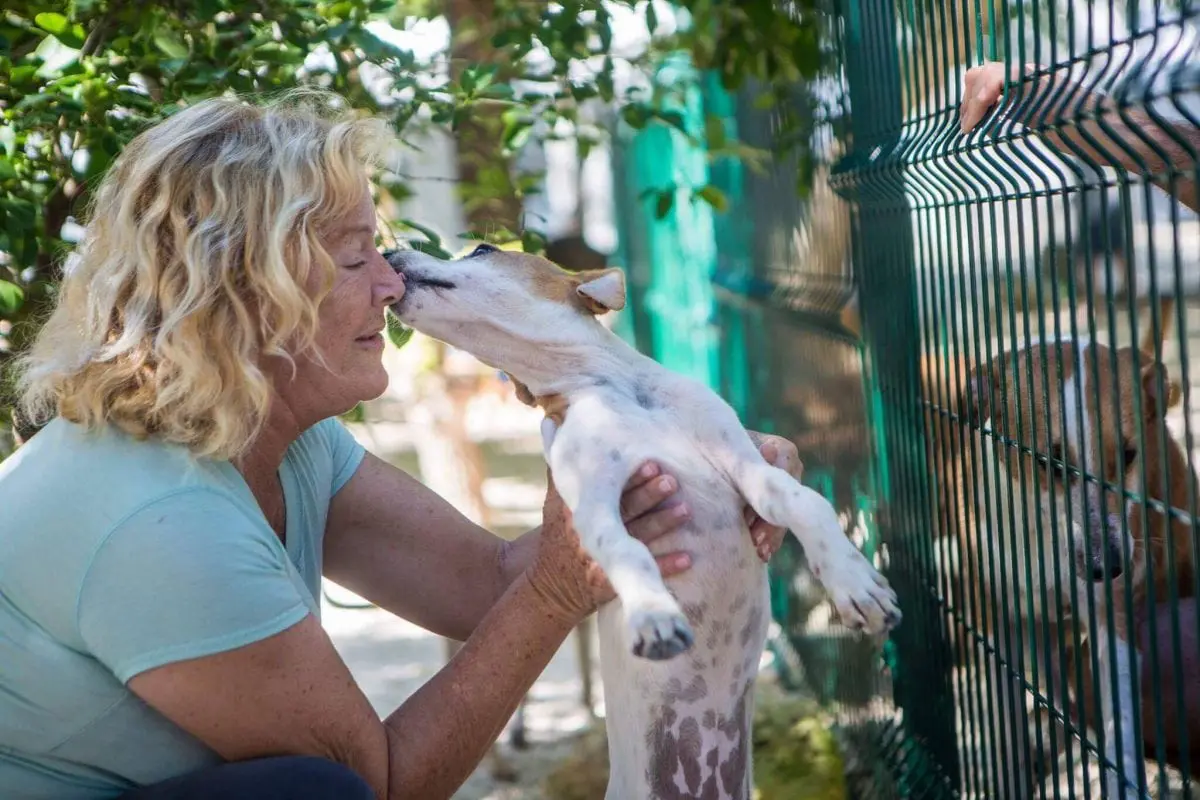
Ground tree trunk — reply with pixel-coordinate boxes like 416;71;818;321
443;0;524;235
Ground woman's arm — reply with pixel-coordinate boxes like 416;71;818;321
325;434;803;639
323;452;692;641
128;492;605;800
960;61;1198;212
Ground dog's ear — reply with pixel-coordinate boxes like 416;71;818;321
576;268;626;315
1139;359;1181;418
507;374;537;407
960;356;1004;426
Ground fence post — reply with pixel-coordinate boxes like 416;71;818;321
837;0;961;792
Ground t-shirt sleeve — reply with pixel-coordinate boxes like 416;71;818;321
319;416;367;496
76;489;311;684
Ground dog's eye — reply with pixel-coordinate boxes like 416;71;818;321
1121;446;1138;471
1047;443;1070;477
467;243;498;258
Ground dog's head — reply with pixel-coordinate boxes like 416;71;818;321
961;340;1179;585
384;244;625;374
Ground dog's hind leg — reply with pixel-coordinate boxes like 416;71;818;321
541;417;694;661
731;458;900;634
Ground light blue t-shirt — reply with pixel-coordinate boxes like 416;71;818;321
0;415;367;799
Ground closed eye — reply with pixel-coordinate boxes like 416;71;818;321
1121;445;1138;471
467;243;498;258
1039;442;1071;479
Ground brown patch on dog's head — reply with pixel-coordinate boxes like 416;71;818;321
1094;346;1180;481
960;343;1080;477
963;341;1179;485
482;250;626;316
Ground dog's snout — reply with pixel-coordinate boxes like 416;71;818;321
1083;542;1125;582
382;249;405;272
1104;542;1124;579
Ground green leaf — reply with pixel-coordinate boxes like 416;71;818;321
0;158;16;181
479;83;514;100
326;20;353;41
340;402;367;423
597;57;614;102
153;30;189;60
34;13;70;37
56;23;87;49
503;118;533;152
9;65;38;87
654;189;674;219
704;114;727;150
621;104;649;130
696;184;729;213
0;281;25;315
398;219;442;247
521;229;547;255
348;28;407;62
3;198;37;234
645;2;658;34
408;239;452;260
385;309;415;349
657;111;687;133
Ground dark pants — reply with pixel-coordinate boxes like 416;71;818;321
119;756;374;800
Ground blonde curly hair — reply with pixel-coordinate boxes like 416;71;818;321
17;90;392;460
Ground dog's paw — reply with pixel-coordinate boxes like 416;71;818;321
628;605;694;661
816;550;901;635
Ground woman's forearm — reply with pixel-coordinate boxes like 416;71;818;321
381;569;576;799
497;527;541;594
1021;70;1198;211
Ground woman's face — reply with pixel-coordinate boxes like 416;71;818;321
273;184;406;423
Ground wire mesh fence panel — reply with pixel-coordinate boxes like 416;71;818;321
815;0;1200;796
611;0;1197;794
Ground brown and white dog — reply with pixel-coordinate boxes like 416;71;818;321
946;337;1196;799
386;245;901;799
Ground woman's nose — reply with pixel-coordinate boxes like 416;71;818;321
375;256;406;306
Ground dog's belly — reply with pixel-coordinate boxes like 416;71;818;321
601;468;770;800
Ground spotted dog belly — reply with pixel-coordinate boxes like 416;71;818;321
644;588;769;800
598;505;771;800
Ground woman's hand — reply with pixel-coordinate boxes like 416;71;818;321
745;432;804;563
526;431;803;622
526;462;692;622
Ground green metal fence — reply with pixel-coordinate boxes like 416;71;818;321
615;0;1199;797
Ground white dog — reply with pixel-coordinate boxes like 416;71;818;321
386;245;901;799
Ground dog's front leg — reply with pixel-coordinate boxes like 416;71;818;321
541;418;694;661
1096;630;1144;799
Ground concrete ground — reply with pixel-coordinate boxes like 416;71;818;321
323;587;601;800
326;391;603;799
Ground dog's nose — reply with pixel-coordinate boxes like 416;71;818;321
1104;543;1124;579
1087;545;1125;581
382;249;405;272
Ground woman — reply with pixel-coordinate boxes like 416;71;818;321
0;91;798;799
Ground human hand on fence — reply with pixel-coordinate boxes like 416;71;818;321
959;61;1040;134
